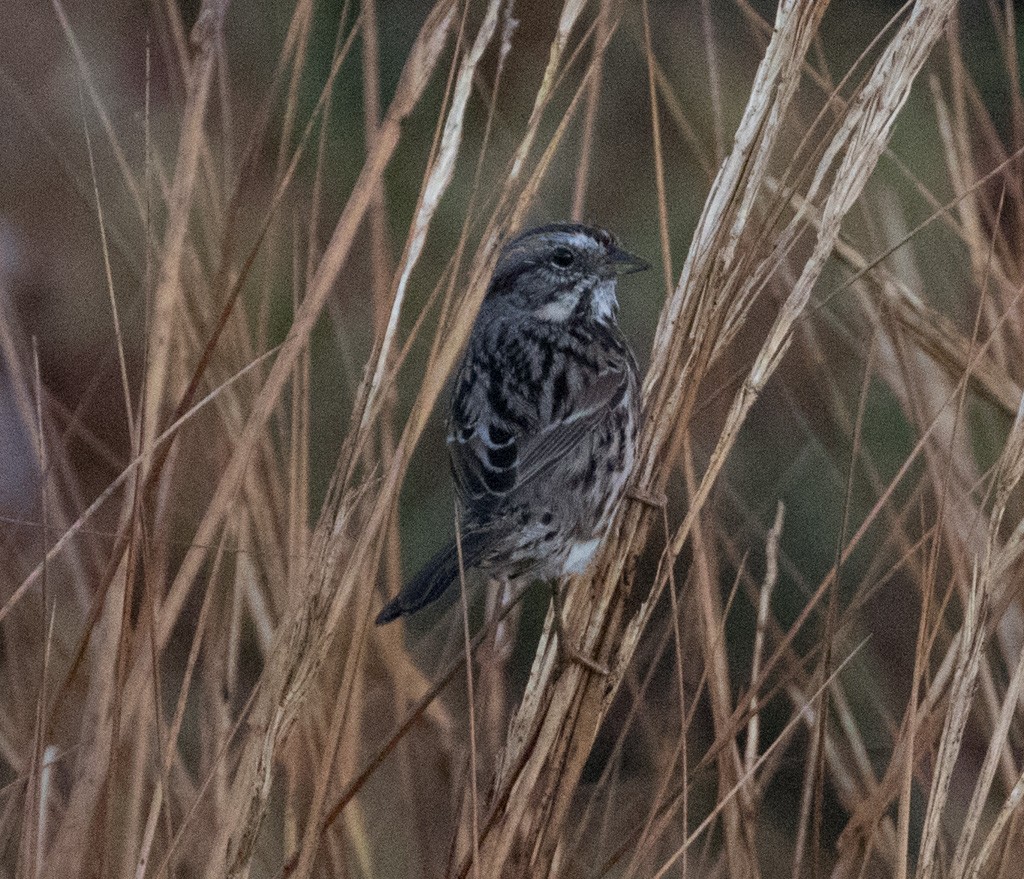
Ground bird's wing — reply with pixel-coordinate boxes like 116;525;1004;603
448;407;520;513
516;366;629;485
448;363;630;516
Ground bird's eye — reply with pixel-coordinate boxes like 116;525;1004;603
551;246;575;268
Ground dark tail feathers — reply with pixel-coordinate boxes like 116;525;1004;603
375;528;494;625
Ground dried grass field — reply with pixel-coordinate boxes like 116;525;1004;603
2;0;1024;876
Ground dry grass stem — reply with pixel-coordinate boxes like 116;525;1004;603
468;1;958;874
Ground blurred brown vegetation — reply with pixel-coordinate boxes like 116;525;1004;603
2;0;1024;877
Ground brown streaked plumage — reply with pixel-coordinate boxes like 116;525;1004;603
376;223;647;658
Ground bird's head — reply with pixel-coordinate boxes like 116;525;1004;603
487;223;649;324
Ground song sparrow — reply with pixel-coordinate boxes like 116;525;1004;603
376;223;647;667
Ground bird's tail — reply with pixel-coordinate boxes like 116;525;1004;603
375;526;496;625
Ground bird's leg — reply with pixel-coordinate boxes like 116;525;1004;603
551;581;609;676
487;575;518;663
479;576;518;758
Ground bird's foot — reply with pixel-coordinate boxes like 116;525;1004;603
627;486;667;510
552;589;608;676
555;635;609;676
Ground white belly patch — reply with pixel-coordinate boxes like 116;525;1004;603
562;538;602;575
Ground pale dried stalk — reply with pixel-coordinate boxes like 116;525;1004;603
967;769;1024;878
915;571;987;879
570;0;610;219
82;98;135;441
507;0;587;184
41;554;128;876
208;5;459;875
952;604;1024;877
140;1;225;453
838;336;1024;876
771;180;1024;415
744;503;784;778
358;0;503;441
120;11;370;677
274;20;603;873
641;0;674;296
931;72;990;288
282;7;506;879
50;0;146;216
134;523;232;878
652;644;867;879
680;0;961;577
1;344;277;635
946;394;1024;877
692;501;754;876
476;0;830;872
472;0;958;874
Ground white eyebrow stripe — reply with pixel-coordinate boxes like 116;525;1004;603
563;231;600;251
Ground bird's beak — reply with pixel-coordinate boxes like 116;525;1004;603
609;245;651;275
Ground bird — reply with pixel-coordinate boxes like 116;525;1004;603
376;222;648;670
